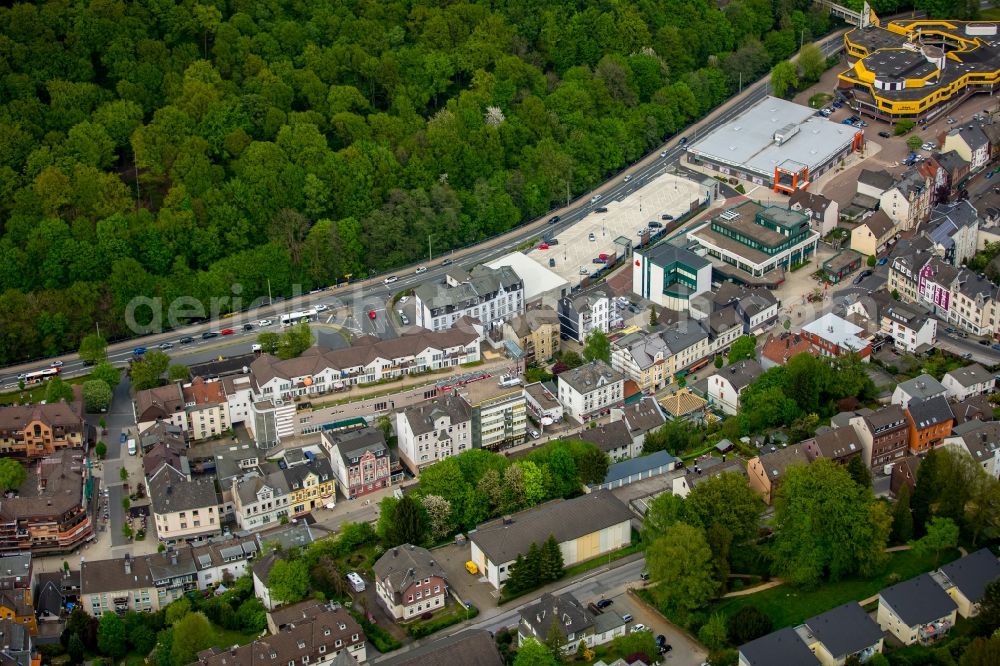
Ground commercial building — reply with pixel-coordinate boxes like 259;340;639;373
943;125;990;172
456;379;528;451
281;457;337;516
610;322;710;393
839;18;1000;121
395;395;473;473
373;545;449;621
231;472;290;532
0;451;92;554
685;95;862;192
801;312;872;359
591;450;679;491
687;201;819;282
631;244;712;310
415;265;524;331
821;249;864;284
148;467;222;543
0;402;86;460
556;361;625;423
468;491;633;590
485;252;569;307
321;428;392;499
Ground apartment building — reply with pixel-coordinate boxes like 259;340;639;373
558;286;622;343
148;467;222;542
457;380;528;451
906;395;954;454
232;472;290;531
747;443;811;505
395;395;473;473
0;402;86;460
849;405;909;470
321;428;392;499
415;265;523;331
925;201;979;267
557;361;625;423
943;125;990;172
850;210;896;257
282;457;337;516
789;190;839;236
502;305;560;365
801;312;872;359
942;364;995;401
708;359;764;416
880;169;932;231
880;302;937;353
373;545;449;621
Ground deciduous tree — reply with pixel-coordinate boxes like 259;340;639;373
727;335;757;364
892;483;914;545
45;377;75;404
97;611;127;661
82;379;112;412
169;611;214;666
797;43;826;83
0;458;27;492
646;522;718;616
582;330;610;364
911;516;959;566
78;334;107;365
770;60;799;98
267;559;309;604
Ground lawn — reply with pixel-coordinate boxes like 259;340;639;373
981;7;1000;20
0;374;90;406
704;548;961;631
211;626;262;649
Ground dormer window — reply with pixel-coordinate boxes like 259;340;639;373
323;629;330;636
338;623;346;630
318;646;326;654
297;642;305;650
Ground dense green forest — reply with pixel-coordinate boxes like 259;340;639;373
0;0;838;364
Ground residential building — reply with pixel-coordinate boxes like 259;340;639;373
191;535;259;589
631;244;712;310
849;405;909;470
935;151;972;199
739;626;821;666
321;428;392;499
893;374;948;409
143;440;187;480
944;420;1000;479
936;548;1000;618
282;457;337;516
881;302;937;353
687;201;819;280
706;306;744;355
610;323;709;393
81;554;157;615
877;573;957;646
741;602;883;666
850;210;896;257
891;455;922;497
182;378;231;441
803;427;865;466
251;551;283;611
194;605;366;666
747;443;810;504
673;456;748;498
0;617;35;666
592;450;679;491
457;380;528;451
148;467;222;542
524;382;563;424
710;284;780;335
578;421;637;462
800;312;872;359
0;588;35;637
942;364;995;401
610;397;666;456
395;395;473;474
251;329;481;402
33;569;78;623
906;395;955;454
0;555;30;592
880;169;932;231
0;402;86;460
502;305;560;365
925;201;980;266
558;286;622;343
856;169;895;199
0;451;92;554
518;593;604;652
947;269;1000;337
415;265;523;331
950;394;995;426
231;472;290;531
133;384;186;434
376;630;502;666
373;545;449;621
944;125;990;172
761;332;814;369
789;190;839;237
137;421;185;454
468;491;633;590
707;359;763;416
556;361;625;423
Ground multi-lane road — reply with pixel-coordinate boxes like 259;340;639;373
2;33;850;385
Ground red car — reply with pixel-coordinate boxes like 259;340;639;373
220;328;235;335
538;243;549;250
368;310;377;320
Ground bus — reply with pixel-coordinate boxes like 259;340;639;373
280;308;318;327
20;368;60;384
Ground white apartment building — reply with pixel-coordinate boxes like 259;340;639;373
414;265;524;331
231;472;290;531
942;364;996;401
880;169;932;231
457;382;528;451
880;302;937;353
148;467;223;542
558;286;623;343
395;394;473;474
557;361;625;422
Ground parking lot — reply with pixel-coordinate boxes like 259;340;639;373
432;541;503;611
526;170;706;284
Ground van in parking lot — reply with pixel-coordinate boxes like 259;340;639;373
347;572;365;592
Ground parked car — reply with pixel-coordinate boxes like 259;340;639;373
592;257;607;264
529;429;540;439
588;233;596;241
549;258;556;267
661;213;674;220
368;310;377;320
621;614;633;623
398;311;409;325
202;331;218;339
832;100;844;108
220;328;235;335
659;150;667;158
594;206;608;213
859;269;873;280
648;221;663;228
878;257;888;265
179;336;193;344
991;343;1000;351
548;215;560;225
544;238;559;245
596;599;614;609
399;296;409;304
878;131;892;138
538;243;550;250
631;624;647;633
579;267;589;275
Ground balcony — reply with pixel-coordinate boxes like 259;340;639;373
918;618;953;644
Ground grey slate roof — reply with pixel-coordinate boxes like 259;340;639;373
377;630;502;666
880;573;957;626
865;404;907;433
415;265;522;313
804;602;883;659
660;320;709;354
951;396;995;425
373;544;448;598
558;360;625;394
613;330;671;371
519;593;593;641
618;397;666;435
148;467;219;515
858;169;895;192
739;626;820;666
954;124;989;151
897;374;947;401
402;395;472;436
945;363;994;388
470;490;633;564
324;427;388;461
81;555;154;594
935;150;969;175
642;243;711;270
578;421;633;454
281;456;335;490
708;306;742;336
956;420;1000;463
939;548;1000;606
719;358;764;392
807;427;863;461
954;269;999;302
907;395;954;430
756;442;810;483
602;451;677;485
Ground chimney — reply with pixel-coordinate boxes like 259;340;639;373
170;550;178;566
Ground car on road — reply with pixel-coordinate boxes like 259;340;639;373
588;232;596;241
590;194;603;203
399;296;409;304
660;150;667;158
623;174;632;183
992;343;1000;351
314;304;328;312
415;266;427;274
678;137;687;145
384;275;398;284
368;310;377;320
631;624;647;633
548;215;560;225
50;360;63;367
621;614;633;623
220;328;235;335
852;273;866;285
242;323;254;331
440;258;453;266
595;599;613;609
179;336;193;344
878;257;888;265
979;339;990;345
133;347;146;356
157;342;173;350
258;319;273;326
202;331;218;340
947;116;956;124
859;269;873;280
878;131;892;138
544;238;559;245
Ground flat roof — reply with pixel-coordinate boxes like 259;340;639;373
485;252;568;303
686;96;859;177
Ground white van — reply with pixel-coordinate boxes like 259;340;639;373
127;439;137;456
347;572;365;592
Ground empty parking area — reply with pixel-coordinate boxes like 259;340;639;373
527;171;705;284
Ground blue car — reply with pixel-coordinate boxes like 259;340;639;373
119;433;127;444
133;346;146;356
878;257;888;266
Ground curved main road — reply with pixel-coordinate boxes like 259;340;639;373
0;33;848;385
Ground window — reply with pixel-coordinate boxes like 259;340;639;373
351;634;359;642
318;647;325;655
335;640;342;648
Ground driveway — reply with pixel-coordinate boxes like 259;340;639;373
431;542;501;612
